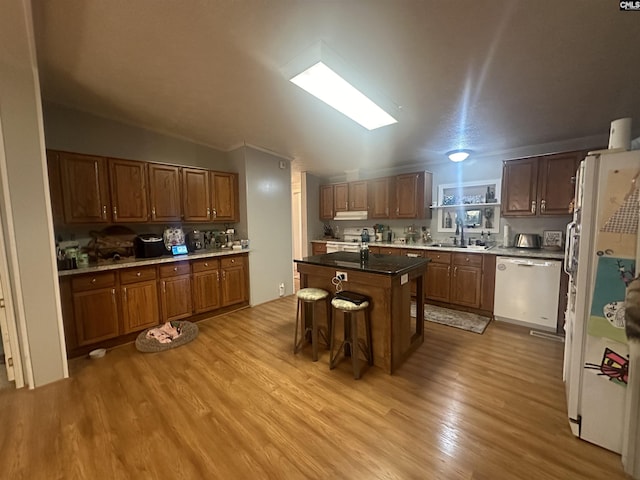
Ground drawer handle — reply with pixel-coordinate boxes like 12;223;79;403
204;262;209;267
465;257;469;262
173;267;178;272
231;259;235;263
91;278;97;284
136;272;141;277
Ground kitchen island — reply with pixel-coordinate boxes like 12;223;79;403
295;251;429;374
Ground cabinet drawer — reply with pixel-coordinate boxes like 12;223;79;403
71;272;116;292
377;247;401;256
452;252;483;267
221;255;245;268
159;262;191;278
120;266;157;284
426;251;451;264
401;249;424;258
192;258;220;273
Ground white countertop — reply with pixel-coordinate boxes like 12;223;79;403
58;248;250;277
312;239;565;260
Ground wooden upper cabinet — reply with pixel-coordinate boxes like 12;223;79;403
395;171;432;219
319;184;334;220
369;177;393;219
501;157;539;217
109;158;148;222
537;151;582;216
349;180;368;211
59;151;110;223
334;183;349;212
182;167;211;222
46;150;65;226
502;150;583;217
211;172;238;222
148;163;181;222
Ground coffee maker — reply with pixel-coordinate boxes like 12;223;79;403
186;230;204;252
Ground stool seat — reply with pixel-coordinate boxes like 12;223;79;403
297;288;330;301
331;297;369;311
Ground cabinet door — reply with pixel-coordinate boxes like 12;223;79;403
480;254;496;312
73;287;119;346
211;172;238;222
46;151;66;226
538;152;581;216
450;265;482;308
425;262;451;302
160;275;193;322
60;152;110;223
319;185;334;220
220;256;247;307
501;158;539;217
182;168;211;222
369;177;392;219
148;163;181;222
395;172;424;219
121;280;159;334
193;270;221;313
349;181;368;211
109;158;148;222
334;183;349;212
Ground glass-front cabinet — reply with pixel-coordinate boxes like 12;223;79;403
432;179;501;234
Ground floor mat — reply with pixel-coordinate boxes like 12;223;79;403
411;302;491;334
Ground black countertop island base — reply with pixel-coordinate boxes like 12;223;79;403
295;252;429;374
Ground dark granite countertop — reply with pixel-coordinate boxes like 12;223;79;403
295;251;429;275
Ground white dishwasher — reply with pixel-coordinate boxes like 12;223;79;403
493;256;562;331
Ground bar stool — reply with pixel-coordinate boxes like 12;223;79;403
330;295;373;379
293;288;332;361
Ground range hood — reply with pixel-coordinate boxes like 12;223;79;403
334;210;368;221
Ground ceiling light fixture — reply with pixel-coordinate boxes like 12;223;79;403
447;149;471;162
285;42;398;131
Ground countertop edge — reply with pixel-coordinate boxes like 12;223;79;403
311;240;564;260
58;249;251;277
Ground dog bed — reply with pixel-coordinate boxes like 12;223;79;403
135;320;199;353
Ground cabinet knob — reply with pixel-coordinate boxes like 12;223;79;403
173;267;178;272
102;205;107;219
91;278;97;283
531;200;536;214
231;259;235;263
212;208;217;218
541;199;546;213
113;206;118;219
204;262;208;267
465;257;469;262
151;207;156;219
136;272;141;277
207;207;211;218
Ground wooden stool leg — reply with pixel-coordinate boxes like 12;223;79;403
293;298;301;353
351;312;360;379
365;308;373;366
311;301;319;362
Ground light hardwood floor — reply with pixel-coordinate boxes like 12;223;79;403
0;295;630;479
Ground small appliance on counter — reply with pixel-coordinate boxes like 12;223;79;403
514;233;541;249
186;230;204;252
135;234;165;258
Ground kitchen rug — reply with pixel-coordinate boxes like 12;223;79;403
410;302;491;334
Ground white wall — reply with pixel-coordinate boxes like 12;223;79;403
0;0;67;386
243;147;293;304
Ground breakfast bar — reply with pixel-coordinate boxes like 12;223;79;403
295;251;429;374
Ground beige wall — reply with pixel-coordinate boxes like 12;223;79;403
0;0;67;386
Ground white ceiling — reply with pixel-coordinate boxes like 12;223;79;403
32;1;640;178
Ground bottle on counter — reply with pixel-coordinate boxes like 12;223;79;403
360;243;369;264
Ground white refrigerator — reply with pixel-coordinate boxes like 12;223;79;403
563;149;640;457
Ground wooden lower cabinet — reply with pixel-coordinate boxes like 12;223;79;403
311;242;327;255
120;266;159;334
159;263;193;322
71;272;119;346
192;259;221;313
425;251;492;313
61;254;249;357
221;256;246;307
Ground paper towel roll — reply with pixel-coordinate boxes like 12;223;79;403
503;225;511;247
609;117;632;150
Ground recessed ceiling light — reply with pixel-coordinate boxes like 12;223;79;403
285;42;398;131
446;149;471;162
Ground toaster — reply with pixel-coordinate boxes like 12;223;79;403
135;234;166;258
514;233;541;249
